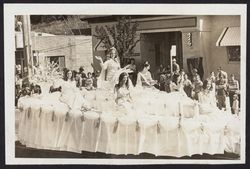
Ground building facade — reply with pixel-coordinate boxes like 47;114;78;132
15;32;93;74
83;15;240;81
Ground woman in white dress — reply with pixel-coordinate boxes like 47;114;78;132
95;47;121;89
114;72;132;104
95;47;133;90
59;70;88;110
198;79;217;114
171;73;184;92
114;72;134;115
136;61;157;88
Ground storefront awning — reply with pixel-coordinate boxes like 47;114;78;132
216;27;240;46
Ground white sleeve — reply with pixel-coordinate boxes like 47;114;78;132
136;72;142;87
102;60;109;70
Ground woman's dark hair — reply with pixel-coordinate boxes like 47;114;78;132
62;68;68;80
143;63;149;68
130;58;135;64
172;73;180;85
33;84;42;94
115;72;129;90
79;66;84;73
64;69;74;81
203;79;213;91
87;72;92;77
143;61;150;69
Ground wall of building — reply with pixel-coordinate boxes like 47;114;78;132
32;35;93;72
89;15;241;82
209;15;241;81
181;31;201;72
181;15;241;81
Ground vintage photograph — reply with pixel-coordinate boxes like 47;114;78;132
5;4;246;165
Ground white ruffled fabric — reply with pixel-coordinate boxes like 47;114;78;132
16;82;241;157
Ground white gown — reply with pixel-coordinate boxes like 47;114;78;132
16;66;241;156
115;86;134;115
97;59;120;90
198;90;217;114
59;80;87;110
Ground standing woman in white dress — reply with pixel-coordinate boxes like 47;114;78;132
95;47;121;89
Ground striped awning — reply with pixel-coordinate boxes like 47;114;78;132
216;27;240;46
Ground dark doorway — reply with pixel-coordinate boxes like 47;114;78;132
140;31;183;77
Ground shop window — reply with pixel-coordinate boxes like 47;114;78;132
46;56;65;71
227;46;240;62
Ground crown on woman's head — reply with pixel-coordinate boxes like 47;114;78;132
109;46;117;53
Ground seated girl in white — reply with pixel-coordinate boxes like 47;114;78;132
136;61;157;88
198;79;217;114
114;72;132;105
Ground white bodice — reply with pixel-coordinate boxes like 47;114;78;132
105;59;120;81
116;87;130;105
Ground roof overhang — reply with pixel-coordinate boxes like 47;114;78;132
80;15;170;24
216;26;240;46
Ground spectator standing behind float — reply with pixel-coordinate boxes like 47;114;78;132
22;67;29;86
216;75;228;110
85;72;94;91
209;71;216;83
209;71;216;97
179;69;185;81
15;73;22;107
216;67;228;83
172;58;180;74
191;68;201;83
126;58;137;86
232;94;239;115
192;75;203;100
158;74;166;91
156;64;166;82
164;72;173;93
75;71;82;88
228;74;239;113
79;66;87;87
92;72;99;88
16;64;22;77
183;74;193;98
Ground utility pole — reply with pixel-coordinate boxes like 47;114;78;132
22;15;33;79
170;45;176;74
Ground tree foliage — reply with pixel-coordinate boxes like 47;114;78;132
94;16;140;65
30;15;88;35
15;15;88;35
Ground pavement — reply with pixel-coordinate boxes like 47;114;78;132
15;141;240;160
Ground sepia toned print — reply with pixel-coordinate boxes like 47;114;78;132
5;4;246;165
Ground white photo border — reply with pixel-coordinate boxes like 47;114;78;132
4;3;247;165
